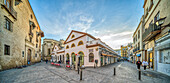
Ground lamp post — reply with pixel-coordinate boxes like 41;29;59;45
155;17;166;28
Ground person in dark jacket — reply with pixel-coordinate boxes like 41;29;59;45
136;59;142;70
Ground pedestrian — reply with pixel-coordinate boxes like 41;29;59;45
46;59;48;64
142;60;148;71
136;59;142;70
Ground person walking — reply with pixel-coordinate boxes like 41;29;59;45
46;59;48;64
136;59;142;70
142;60;148;71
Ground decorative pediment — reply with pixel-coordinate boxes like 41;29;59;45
64;30;97;44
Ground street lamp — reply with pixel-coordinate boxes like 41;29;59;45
156;17;166;26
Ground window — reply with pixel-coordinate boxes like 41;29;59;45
22;51;24;57
154;12;160;23
145;8;148;18
71;43;75;48
4;45;10;55
36;44;38;48
71;34;75;39
48;48;50;55
159;49;170;64
30;37;32;42
78;41;83;46
5;17;13;31
35;53;37;57
4;0;11;9
138;30;140;39
89;53;94;62
66;45;69;49
30;14;33;19
89;49;93;52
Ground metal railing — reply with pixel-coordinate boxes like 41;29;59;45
1;1;17;19
142;24;160;41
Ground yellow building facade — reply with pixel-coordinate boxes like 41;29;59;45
120;46;128;60
142;0;170;74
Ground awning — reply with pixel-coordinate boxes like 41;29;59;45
102;53;107;56
137;54;141;57
107;55;112;57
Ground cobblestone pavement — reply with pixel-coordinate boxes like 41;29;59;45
0;61;170;83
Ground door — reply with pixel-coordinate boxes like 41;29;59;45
149;52;154;69
27;49;31;64
101;56;103;66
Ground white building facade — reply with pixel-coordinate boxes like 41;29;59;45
54;30;119;70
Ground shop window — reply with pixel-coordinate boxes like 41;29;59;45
89;53;94;62
159;50;170;64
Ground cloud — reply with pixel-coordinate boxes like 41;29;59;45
94;31;133;49
68;15;94;32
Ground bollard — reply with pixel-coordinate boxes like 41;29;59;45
139;69;141;80
78;66;79;74
80;69;82;80
94;64;95;68
114;67;116;75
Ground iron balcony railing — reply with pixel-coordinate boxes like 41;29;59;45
142;24;160;41
1;1;17;19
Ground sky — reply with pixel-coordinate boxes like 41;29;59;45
29;0;144;49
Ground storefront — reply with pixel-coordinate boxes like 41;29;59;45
147;48;154;70
155;34;170;76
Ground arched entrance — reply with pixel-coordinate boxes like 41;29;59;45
27;49;31;64
78;51;84;66
66;53;70;65
71;52;76;65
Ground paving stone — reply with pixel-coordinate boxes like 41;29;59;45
0;61;170;83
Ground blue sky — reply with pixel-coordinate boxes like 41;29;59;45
29;0;144;49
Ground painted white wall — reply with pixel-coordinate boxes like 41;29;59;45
67;32;84;42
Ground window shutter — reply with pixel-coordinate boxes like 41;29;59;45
10;22;13;32
4;19;7;29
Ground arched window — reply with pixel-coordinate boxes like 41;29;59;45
71;43;75;48
71;52;76;65
78;40;83;46
89;53;94;62
66;53;70;65
66;45;69;49
71;34;75;39
78;51;84;65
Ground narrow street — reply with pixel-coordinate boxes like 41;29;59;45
0;61;169;83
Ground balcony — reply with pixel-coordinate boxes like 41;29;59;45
1;2;17;19
29;32;33;37
143;24;161;41
86;40;99;46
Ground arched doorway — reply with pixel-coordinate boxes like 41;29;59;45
66;53;70;65
71;52;76;65
78;51;84;66
89;53;94;62
27;49;31;65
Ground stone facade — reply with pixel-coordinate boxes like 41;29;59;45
42;39;64;61
0;0;44;70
